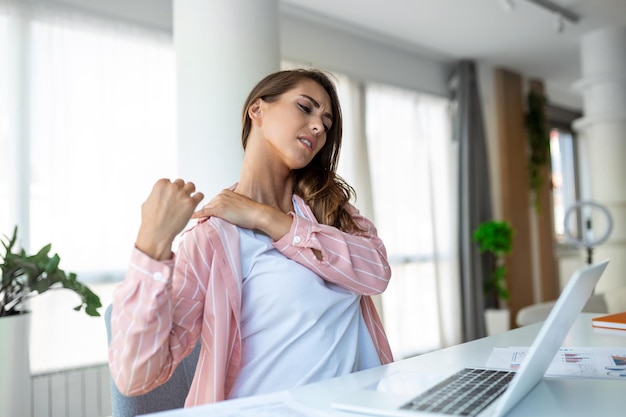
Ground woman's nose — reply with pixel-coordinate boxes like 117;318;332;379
311;117;324;135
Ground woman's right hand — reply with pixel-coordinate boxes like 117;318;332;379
135;178;204;260
191;189;292;241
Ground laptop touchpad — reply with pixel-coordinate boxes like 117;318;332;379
367;371;449;396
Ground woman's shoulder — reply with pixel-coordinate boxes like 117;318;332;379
184;183;240;237
182;216;239;245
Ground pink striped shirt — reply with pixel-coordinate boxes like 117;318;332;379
108;194;393;407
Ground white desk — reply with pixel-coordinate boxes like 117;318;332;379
148;313;626;416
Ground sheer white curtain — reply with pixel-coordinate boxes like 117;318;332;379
0;1;20;238
364;83;462;358
0;0;176;371
0;0;176;279
335;76;375;218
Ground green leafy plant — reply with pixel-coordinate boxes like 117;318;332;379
0;226;102;317
473;220;514;307
525;89;550;211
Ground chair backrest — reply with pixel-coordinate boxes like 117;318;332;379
516;293;608;327
104;304;201;417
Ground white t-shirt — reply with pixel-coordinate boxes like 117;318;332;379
228;206;380;399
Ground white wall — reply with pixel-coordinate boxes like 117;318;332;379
280;11;451;97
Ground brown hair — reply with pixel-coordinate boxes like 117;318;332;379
241;68;361;233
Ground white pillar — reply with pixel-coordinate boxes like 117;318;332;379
173;0;280;199
573;27;626;292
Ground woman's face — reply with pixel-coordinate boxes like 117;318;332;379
251;79;333;170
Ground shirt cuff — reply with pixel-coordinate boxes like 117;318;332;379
129;246;175;284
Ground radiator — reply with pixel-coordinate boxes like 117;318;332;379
31;363;112;417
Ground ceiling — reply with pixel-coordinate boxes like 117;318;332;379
281;0;626;109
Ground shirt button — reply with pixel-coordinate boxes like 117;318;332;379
293;235;301;244
153;272;164;281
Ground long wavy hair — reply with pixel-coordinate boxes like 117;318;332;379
241;68;361;233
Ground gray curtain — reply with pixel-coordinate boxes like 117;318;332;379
451;60;493;342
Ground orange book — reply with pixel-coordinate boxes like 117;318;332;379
591;311;626;330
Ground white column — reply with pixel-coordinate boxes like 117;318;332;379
173;0;280;199
573;26;626;292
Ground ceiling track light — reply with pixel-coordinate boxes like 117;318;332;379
498;0;579;33
525;0;580;25
554;13;565;33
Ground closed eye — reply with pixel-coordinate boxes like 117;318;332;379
298;101;330;132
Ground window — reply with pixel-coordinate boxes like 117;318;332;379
547;105;582;242
1;1;176;372
364;83;460;358
0;2;176;282
550;128;578;239
0;8;14;236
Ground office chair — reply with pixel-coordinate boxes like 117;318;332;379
516;285;626;327
516;293;607;327
104;304;201;417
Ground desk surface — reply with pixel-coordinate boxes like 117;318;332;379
149;313;626;417
291;313;626;417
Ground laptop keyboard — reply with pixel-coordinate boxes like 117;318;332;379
400;368;515;416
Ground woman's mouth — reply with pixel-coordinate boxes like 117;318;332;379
299;136;314;150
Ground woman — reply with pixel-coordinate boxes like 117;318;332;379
108;68;393;407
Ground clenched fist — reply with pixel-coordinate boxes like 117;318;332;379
135;178;204;260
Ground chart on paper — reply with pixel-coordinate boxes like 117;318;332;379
487;347;626;379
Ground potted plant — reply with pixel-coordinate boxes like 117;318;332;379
0;225;102;416
473;220;514;335
1;225;102;317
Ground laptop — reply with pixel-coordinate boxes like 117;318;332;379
332;259;610;417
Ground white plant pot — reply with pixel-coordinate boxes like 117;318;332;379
0;313;32;417
484;308;511;336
